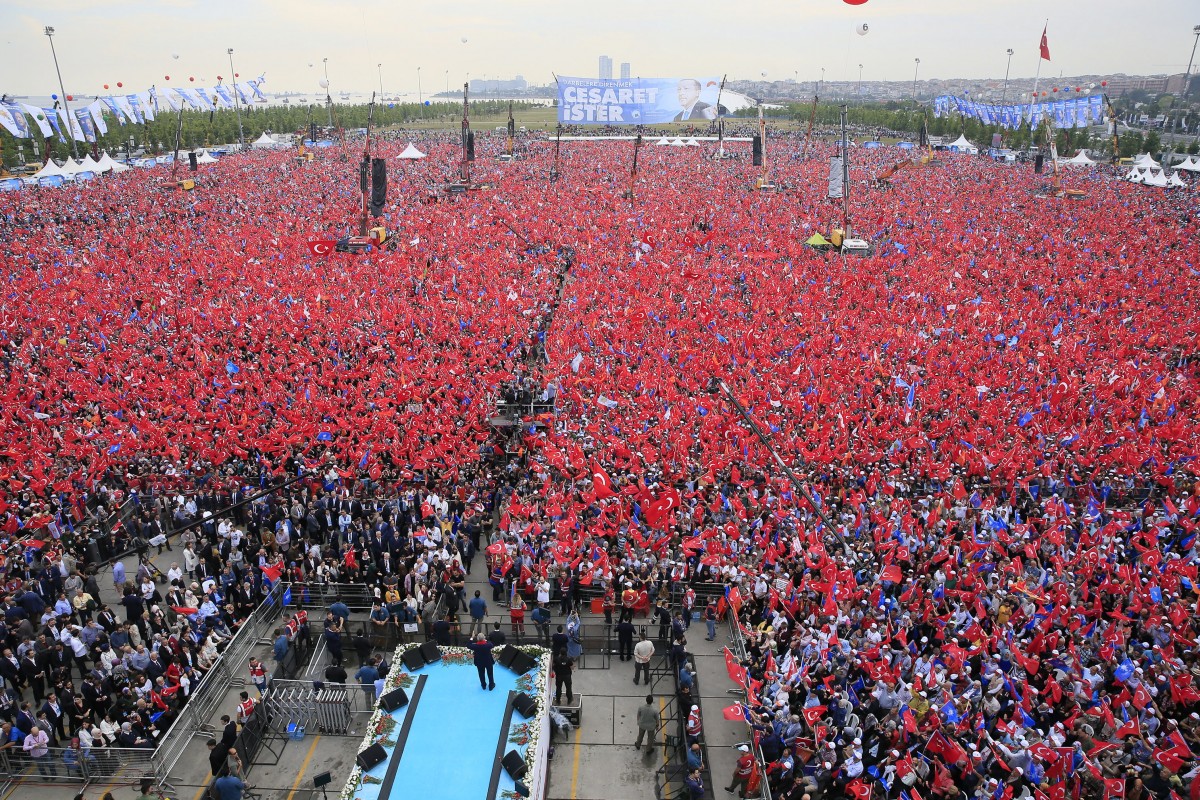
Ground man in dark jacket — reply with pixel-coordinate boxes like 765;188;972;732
465;636;496;690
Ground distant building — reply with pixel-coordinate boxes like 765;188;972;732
620;62;631;80
1104;74;1186;95
469;76;528;94
599;56;613;80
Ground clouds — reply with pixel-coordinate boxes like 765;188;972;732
2;0;1195;97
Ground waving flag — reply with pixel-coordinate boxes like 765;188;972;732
1040;24;1051;61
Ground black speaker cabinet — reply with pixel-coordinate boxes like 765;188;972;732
379;687;408;712
513;692;537;718
497;647;517;668
356;742;387;772
506;649;537;676
419;641;441;664
400;648;426;671
1034;153;1044;174
501;749;527;780
188;152;198;171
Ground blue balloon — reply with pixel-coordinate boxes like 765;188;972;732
388;103;394;108
424;100;430;106
51;94;58;100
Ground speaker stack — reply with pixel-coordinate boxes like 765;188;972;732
379;688;409;712
501;750;527;780
356;743;387;772
513;692;537;718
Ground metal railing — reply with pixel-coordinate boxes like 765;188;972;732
264;678;380;737
0;746;157;784
725;610;772;800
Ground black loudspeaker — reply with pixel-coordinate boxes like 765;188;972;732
506;649;537;676
513;692;537;718
497;647;516;669
1034;153;1044;173
752;135;763;167
501;749;527;780
467;131;476;161
370;157;387;217
419;641;441;664
400;648;426;671
313;772;332;788
188;152;198;171
356;743;387;772
310;122;318;143
379;687;408;712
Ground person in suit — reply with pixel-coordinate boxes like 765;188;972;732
673;79;716;122
465;635;496;690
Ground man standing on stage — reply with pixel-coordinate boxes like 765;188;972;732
466;635;496;691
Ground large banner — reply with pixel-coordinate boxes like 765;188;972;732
557;76;724;125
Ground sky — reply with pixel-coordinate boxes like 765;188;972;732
2;0;1198;97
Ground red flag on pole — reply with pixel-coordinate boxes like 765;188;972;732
1039;24;1051;61
307;240;336;256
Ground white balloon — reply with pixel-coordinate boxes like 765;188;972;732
761;71;768;78
171;53;180;60
461;36;468;44
318;79;329;88
856;23;869;36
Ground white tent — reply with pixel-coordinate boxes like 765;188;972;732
252;132;282;148
1133;153;1160;170
1144;169;1169;188
80;154;105;173
949;134;977;154
97;152;129;173
684;138;700;147
669;138;686;147
654;137;671;146
30;159;70;181
1176;156;1200;173
1064;151;1096;166
58;158;86;177
195;150;218;164
397;143;427;160
1168;172;1187;187
1125;168;1143;183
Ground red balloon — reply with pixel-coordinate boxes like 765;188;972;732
1074;87;1080;92
103;84;109;89
1100;81;1107;87
234;73;239;78
217;75;223;81
842;0;868;4
66;95;73;101
190;77;195;82
117;82;123;88
1052;87;1058;92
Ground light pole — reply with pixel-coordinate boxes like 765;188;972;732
227;48;245;150
445;70;449;95
377;63;384;98
44;26;79;160
322;57;332;126
417;67;423;104
912;58;921;104
819;66;825;95
1184;25;1200;100
857;64;863;97
1002;48;1014;105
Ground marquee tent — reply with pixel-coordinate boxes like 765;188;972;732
30;159;70;182
397;143;427;160
949;135;978;154
195;151;219;164
1168;172;1187;187
59;158;87;177
1175;156;1200;173
252;132;283;148
97;152;129;173
1133;153;1160;170
1063;151;1096;166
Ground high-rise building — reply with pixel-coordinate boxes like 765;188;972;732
599;56;613;80
620;62;631;80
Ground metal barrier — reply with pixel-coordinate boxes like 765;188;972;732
725;611;772;800
151;581;288;787
264;678;380;737
0;746;157;784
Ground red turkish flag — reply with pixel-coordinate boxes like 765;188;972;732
1039;25;1051;61
1104;778;1124;800
307;240;336;256
1152;746;1186;774
591;465;616;499
801;705;828;727
845;779;872;800
1132;683;1152;711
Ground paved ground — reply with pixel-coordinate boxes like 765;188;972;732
7;547;746;800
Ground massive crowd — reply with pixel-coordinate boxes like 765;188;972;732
0;127;1197;799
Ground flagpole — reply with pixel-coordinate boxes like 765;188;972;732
44;26;79;160
1027;19;1047;133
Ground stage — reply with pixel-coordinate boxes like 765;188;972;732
341;643;552;800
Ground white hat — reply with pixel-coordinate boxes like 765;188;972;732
737;744;750;752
